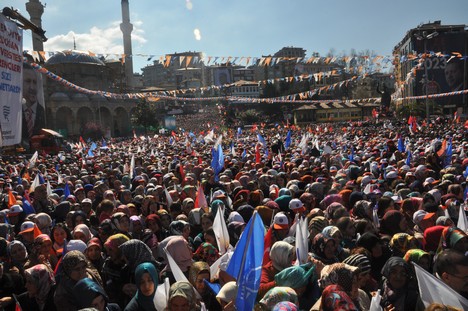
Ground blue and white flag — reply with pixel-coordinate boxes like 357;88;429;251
226;212;264;311
284;130;291;150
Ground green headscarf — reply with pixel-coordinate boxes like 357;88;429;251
135;262;159;311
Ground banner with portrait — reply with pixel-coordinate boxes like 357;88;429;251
414;32;467;111
0;13;23;146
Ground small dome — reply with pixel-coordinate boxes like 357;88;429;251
45;50;105;66
72;93;90;102
50;92;70;100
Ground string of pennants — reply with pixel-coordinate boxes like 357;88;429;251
25;50;467;101
30;62;467;105
24;49;468;68
24;49;394;68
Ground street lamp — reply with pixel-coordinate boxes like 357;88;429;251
415;30;439;122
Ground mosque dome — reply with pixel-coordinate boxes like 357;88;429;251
45;50;105;66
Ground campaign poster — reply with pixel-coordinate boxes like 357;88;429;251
414;32;467;109
0;13;23;146
213;68;232;86
165;116;176;130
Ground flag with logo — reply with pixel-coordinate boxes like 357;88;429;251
226;212;265;311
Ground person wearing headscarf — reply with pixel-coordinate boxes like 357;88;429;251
120;239;159;273
438;227;468;254
274;262;316;309
85;237;105;273
423;225;446;253
34;213;52;235
311;233;339;265
314;263;367;311
24;234;58;270
403;249;431;272
380;257;419;311
17;264;56;311
193;242;219;266
343;253;377;295
118;239;160;301
73;278;120;311
124;262;158;311
166;280;200;311
379;210;410;242
259;241;295;299
389;233;418;257
111;212;132;238
7;240;28;275
272;301;299;311
54;250;103;311
322;225;349;260
320;285;358;311
188;261;221;311
257;287;299;311
356;232;391;281
102;234;131;308
72;224;93;244
160;236;193;284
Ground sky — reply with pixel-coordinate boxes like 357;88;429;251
8;0;468;74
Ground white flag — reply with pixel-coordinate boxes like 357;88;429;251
295;216;308;264
29;151;38;168
457;203;468;232
154;277;170;311
414;262;468;309
164;187;173;207
29;174;40;193
213;206;230;255
164;247;202;299
46;180;52;197
129;154;135;179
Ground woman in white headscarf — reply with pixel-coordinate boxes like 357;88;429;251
258;241;295;299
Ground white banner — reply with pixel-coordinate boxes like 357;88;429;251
0;14;23;146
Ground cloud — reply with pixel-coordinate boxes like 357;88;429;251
44;21;146;57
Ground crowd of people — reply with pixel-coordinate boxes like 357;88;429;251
0;115;467;311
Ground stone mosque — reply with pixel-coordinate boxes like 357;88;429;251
25;0;137;138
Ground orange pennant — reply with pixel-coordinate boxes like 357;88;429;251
8;190;17;208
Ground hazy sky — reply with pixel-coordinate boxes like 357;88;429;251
9;0;468;73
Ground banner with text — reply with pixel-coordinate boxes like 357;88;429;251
0;14;23;146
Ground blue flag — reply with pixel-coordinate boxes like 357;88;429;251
211;144;224;181
22;197;35;215
88;149;94;157
257;133;266;147
237;127;242;137
284;130;291;149
464;186;468;201
63;183;71;201
242;149;247;160
406;149;412;166
38;173;45;185
398;136;405;152
348;146;354;162
444;139;452;167
101;139;107;148
226;213;265;311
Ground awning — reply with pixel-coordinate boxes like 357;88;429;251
40;128;63;137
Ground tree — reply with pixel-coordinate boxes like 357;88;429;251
131;98;158;134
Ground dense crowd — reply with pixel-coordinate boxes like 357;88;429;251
0;116;467;311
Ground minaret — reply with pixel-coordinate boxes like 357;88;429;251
25;0;45;52
120;0;134;89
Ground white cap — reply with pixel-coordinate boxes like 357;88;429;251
289;198;304;211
